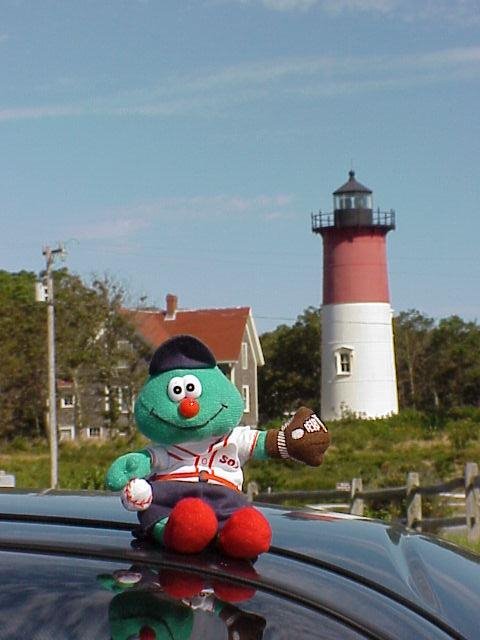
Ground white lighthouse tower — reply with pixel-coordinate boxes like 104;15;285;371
312;171;398;421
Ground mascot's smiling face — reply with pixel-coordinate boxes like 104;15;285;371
134;336;244;445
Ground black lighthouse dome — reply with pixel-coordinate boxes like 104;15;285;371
333;170;373;227
333;170;373;212
311;171;395;234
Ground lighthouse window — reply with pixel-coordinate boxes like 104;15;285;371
335;348;353;376
340;353;350;372
335;194;372;210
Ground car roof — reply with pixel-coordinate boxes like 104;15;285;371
0;490;479;639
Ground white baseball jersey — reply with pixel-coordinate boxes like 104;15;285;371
146;426;261;492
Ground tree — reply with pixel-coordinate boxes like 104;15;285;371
393;310;434;409
0;269;148;440
428;316;480;410
258;307;321;421
0;271;47;437
53;271;149;433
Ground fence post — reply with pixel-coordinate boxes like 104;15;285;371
350;477;364;516
407;472;422;531
465;463;480;542
246;481;259;502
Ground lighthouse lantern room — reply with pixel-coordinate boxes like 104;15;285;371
312;171;398;421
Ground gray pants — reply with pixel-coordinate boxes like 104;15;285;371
137;480;248;536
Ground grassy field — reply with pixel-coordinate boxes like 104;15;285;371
439;532;480;556
1;408;480;505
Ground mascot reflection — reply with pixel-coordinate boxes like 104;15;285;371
98;563;266;640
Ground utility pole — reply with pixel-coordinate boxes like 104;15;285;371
40;245;66;489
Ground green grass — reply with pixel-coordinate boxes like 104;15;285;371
438;532;480;556
2;409;480;497
0;433;148;490
246;410;480;494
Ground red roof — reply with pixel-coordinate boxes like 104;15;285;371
124;306;251;363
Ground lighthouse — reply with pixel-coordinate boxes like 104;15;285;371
312;171;398;421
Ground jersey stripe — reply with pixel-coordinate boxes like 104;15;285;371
152;470;240;492
249;430;260;458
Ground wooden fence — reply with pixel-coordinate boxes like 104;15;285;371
246;462;480;542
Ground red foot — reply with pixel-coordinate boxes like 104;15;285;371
218;507;272;559
160;569;205;598
213;579;256;602
163;498;218;554
213;558;258;602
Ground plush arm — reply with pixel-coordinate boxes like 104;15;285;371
262;407;330;466
251;431;269;461
105;450;152;491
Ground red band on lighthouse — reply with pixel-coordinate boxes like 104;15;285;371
322;228;390;305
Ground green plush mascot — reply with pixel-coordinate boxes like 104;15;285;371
106;335;330;558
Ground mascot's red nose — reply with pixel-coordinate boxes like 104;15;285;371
139;626;156;640
179;397;200;418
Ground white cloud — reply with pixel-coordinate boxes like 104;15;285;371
71;217;149;241
69;193;295;241
226;0;480;22
320;0;397;14
110;193;295;221
262;0;317;10
1;45;479;122
0;105;86;121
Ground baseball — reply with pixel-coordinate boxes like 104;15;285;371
291;428;305;440
121;478;153;512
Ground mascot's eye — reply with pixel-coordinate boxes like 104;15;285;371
183;374;202;398
167;377;186;402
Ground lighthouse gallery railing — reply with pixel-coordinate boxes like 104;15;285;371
311;208;396;232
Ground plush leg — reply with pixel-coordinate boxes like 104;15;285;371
152;517;168;545
218;507;272;559
162;497;218;554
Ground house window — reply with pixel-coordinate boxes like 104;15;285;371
105;386;132;414
117;339;133;352
335;348;353;376
59;426;75;441
241;343;248;370
87;427;101;438
117;386;131;414
116;340;133;370
61;395;75;408
242;385;250;413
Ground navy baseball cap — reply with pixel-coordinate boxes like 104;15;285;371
149;335;216;376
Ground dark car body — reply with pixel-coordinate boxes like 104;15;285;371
0;489;479;639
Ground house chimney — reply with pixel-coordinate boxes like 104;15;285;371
165;294;178;320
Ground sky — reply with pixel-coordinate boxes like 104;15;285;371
1;0;479;335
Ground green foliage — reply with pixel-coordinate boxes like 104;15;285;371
0;269;149;440
0;270;47;438
258;307;321;420
440;533;480;557
394;310;434;409
445;417;480;450
258;305;480;420
429;316;480;410
245;410;480;496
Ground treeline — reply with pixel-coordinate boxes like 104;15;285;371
258;307;480;421
1;268;480;439
0;269;148;440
